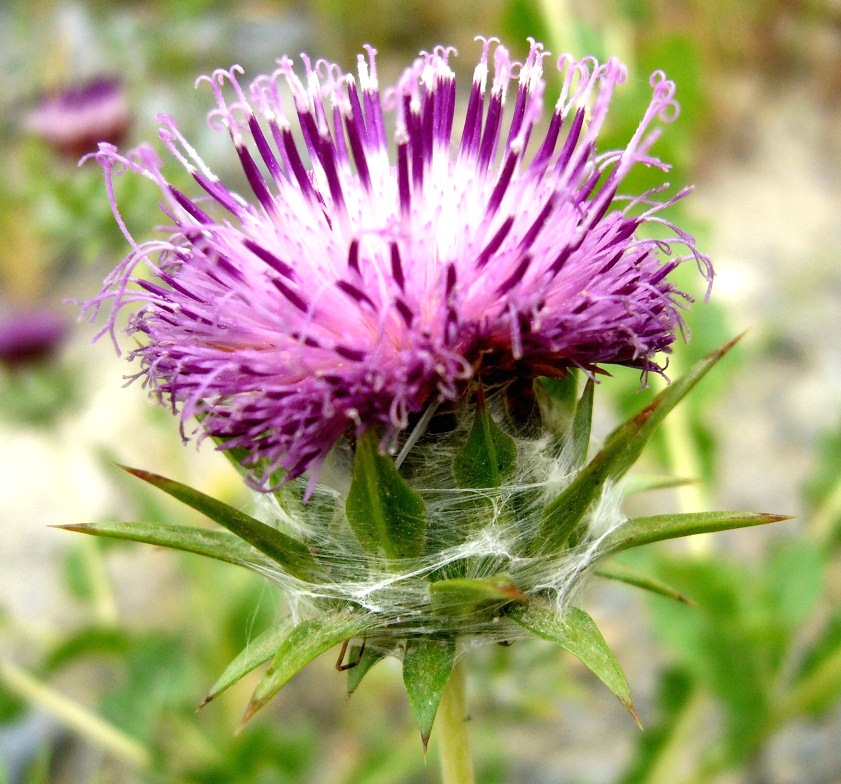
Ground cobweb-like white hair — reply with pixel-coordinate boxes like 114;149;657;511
245;395;626;649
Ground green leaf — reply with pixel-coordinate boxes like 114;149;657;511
55;521;270;570
624;475;697;495
429;575;526;616
0;682;26;724
617;668;695;784
534;337;741;555
535;372;579;437
199;618;291;709
511;603;638;724
788;607;841;716
43;627;134;673
535;372;592;468
402;637;457;749
346;431;427;560
453;387;517;489
645;557;773;760
764;540;825;628
61;544;97;604
595;561;694;604
240;609;375;728
568;377;595;469
118;466;319;580
346;642;392;698
601;511;791;555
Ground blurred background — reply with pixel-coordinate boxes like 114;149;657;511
1;0;840;782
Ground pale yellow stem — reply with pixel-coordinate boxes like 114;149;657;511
437;659;475;784
0;658;152;770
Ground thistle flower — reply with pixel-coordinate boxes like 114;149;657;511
25;77;130;159
76;40;785;753
86;38;711;488
0;307;68;368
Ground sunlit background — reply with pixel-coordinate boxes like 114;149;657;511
1;1;840;782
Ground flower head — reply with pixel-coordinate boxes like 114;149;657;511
25;77;130;158
86;39;710;486
0;307;68;368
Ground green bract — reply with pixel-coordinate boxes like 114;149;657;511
60;339;788;744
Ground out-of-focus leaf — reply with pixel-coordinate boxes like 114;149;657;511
788;607;841;716
646;557;776;761
618;668;695;784
430;575;525;616
596;561;694;604
803;420;841;546
453;388;517;489
511;603;638;724
56;521;270;570
764;541;825;627
99;634;195;742
241;610;374;729
601;511;790;555
60;544;97;604
200;618;291;709
43;627;133;674
535;338;741;555
118;466;319;580
402;637;456;749
624;475;697;495
21;746;52;784
346;430;427;560
0;682;25;724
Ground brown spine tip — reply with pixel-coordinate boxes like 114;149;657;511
626;702;643;731
236;701;261;735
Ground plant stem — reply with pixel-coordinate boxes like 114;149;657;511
0;658;152;770
82;537;119;625
773;643;841;722
638;686;706;784
437;659;475;784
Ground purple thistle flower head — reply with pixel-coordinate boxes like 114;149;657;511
25;77;130;159
0;307;68;368
85;38;711;487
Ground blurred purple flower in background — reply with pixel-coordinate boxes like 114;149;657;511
85;38;711;485
24;77;130;159
0;307;68;369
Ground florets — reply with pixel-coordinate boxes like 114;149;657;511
85;38;711;486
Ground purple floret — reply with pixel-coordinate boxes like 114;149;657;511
85;38;711;487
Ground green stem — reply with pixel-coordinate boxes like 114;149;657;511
637;686;706;784
809;472;841;545
537;0;580;55
437;659;475;784
0;658;151;770
82;537;118;626
773;643;841;722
